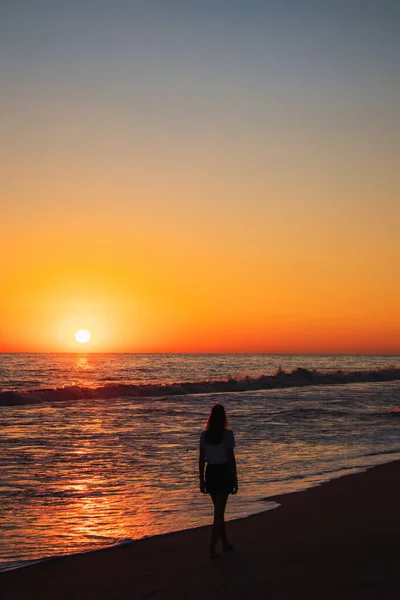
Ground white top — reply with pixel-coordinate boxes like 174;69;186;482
199;429;235;465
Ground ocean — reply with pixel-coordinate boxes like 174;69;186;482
1;353;400;571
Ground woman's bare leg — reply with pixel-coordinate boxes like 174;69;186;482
217;493;232;550
210;492;218;554
209;492;230;555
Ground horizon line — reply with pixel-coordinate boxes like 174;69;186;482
0;351;399;357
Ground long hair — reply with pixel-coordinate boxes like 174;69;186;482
205;404;228;445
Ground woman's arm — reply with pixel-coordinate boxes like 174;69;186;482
199;447;206;493
227;448;238;494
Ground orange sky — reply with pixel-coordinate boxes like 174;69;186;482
1;2;399;353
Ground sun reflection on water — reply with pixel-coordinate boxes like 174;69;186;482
1;377;400;568
76;354;91;370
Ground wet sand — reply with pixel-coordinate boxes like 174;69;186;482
2;460;400;599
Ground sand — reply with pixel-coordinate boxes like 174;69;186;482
2;460;400;599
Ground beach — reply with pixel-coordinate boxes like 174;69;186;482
2;459;400;599
2;354;400;568
3;0;399;594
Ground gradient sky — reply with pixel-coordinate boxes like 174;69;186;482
1;0;399;353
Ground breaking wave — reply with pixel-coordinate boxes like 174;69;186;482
1;367;400;407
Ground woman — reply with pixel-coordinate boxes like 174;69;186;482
199;404;238;558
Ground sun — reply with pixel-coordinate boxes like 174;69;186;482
75;329;91;344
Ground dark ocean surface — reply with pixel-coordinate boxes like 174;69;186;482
1;353;399;570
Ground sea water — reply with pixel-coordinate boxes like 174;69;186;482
1;353;399;570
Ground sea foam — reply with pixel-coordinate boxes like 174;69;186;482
1;367;400;406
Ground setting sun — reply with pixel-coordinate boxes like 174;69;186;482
75;329;91;344
0;1;398;357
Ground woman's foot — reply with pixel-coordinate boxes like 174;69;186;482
223;543;234;552
209;547;219;559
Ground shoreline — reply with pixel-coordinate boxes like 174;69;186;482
2;459;400;599
3;450;400;575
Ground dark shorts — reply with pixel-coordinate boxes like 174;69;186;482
205;463;234;495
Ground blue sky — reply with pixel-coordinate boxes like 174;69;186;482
1;1;399;352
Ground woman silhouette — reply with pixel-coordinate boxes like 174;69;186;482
199;404;238;558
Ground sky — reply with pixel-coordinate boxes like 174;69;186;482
1;0;399;353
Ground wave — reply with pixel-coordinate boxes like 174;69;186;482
1;366;400;407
